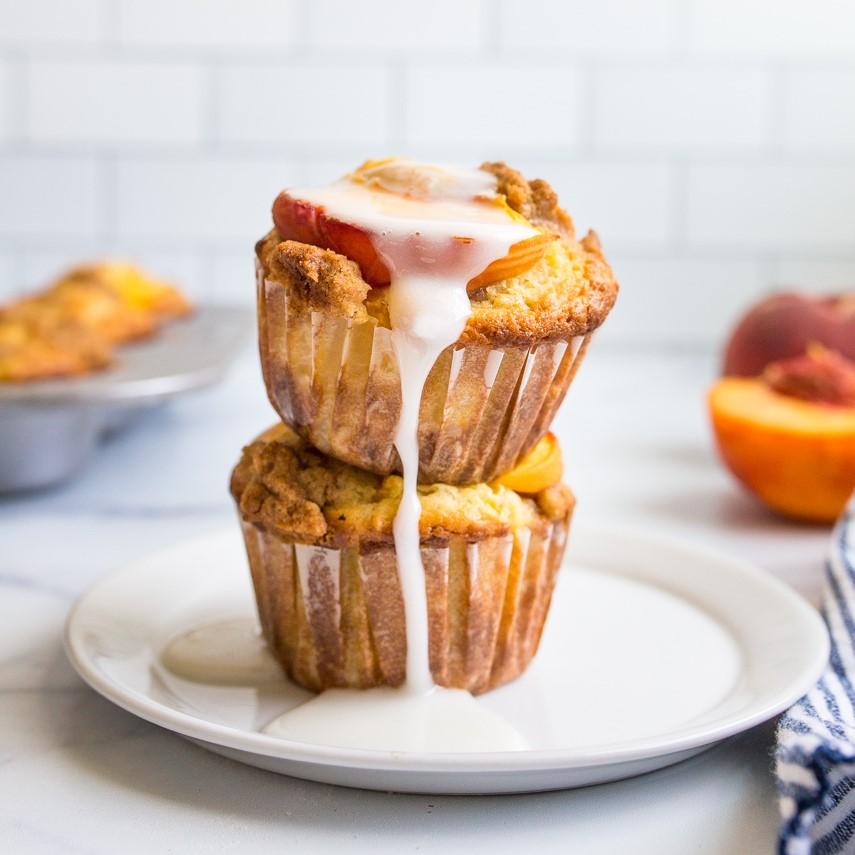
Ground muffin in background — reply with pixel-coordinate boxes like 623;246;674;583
230;424;574;695
256;160;617;485
0;261;192;382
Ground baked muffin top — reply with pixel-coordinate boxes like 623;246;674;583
256;161;618;347
231;424;575;548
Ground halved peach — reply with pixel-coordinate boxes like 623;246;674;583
272;190;554;293
709;377;855;523
272;191;391;286
495;432;563;493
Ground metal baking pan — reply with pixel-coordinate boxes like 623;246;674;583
0;305;254;492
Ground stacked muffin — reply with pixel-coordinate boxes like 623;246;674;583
231;160;618;694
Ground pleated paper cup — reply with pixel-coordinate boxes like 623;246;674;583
258;267;589;485
240;513;570;695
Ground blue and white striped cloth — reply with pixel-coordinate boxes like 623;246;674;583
777;497;855;855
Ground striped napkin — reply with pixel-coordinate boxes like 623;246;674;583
776;496;855;855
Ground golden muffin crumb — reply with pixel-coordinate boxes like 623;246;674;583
480;161;575;239
256;233;370;319
231;424;575;548
463;234;616;345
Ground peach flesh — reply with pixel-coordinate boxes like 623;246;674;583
709;376;855;523
494;432;563;493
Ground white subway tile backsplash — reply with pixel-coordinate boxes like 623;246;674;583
0;249;16;300
404;65;580;148
204;250;258;304
117;0;296;49
499;0;674;54
686;163;855;248
688;0;855;53
594;66;773;150
0;0;102;44
536;161;674;249
0;62;10;141
601;256;766;345
306;0;485;52
782;70;855;150
28;60;206;145
1;0;855;346
295;158;369;185
770;259;855;292
0;157;100;237
218;64;390;145
115;156;298;242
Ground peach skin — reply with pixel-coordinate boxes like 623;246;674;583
723;292;855;377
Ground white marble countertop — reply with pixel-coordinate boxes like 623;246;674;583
0;345;831;854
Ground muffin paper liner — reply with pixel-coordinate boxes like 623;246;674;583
258;269;590;485
240;514;570;695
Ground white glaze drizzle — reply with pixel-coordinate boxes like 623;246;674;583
367;174;535;691
263;687;527;753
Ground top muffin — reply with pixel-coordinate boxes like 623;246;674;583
256;161;617;348
254;159;617;484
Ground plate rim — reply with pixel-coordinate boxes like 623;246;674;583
64;523;830;774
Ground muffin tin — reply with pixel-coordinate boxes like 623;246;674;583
0;305;253;492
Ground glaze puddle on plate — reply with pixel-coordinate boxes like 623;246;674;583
154;568;739;754
65;525;828;794
263;687;528;753
160;619;529;752
160;618;283;687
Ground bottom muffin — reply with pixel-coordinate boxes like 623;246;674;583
230;424;574;695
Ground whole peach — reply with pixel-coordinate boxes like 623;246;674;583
723;292;855;377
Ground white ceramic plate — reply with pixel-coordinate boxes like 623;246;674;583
64;525;828;794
